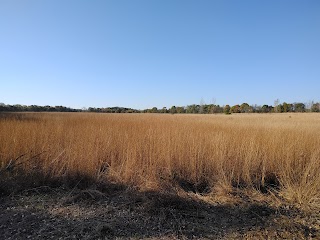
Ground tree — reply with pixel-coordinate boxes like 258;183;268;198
252;104;260;113
282;102;289;112
161;107;168;113
199;99;205;114
311;103;320;112
186;104;199;114
294;103;305;112
202;104;210;114
261;105;272;113
151;107;158;113
211;104;223;113
274;99;280;113
231;105;241;113
176;106;185;113
211;98;216;113
170;106;177;114
240;103;252;113
224;105;231;114
274;104;283;113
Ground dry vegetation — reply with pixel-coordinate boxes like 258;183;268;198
1;112;320;238
0;112;319;210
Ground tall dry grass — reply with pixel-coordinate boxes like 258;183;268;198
0;112;319;208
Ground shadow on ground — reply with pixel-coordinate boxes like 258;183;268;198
1;183;318;240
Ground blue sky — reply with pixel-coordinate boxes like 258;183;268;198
1;0;319;109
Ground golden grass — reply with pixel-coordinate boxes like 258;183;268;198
0;112;319;209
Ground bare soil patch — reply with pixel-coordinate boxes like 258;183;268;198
0;186;319;239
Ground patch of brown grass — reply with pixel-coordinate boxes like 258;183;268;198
0;112;319;209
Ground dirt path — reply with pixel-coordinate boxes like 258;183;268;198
0;187;319;239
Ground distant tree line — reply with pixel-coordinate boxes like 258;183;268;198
0;103;140;113
0;101;319;114
143;102;320;114
0;104;81;112
87;107;140;113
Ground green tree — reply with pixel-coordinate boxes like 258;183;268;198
170;106;177;114
282;102;289;112
176;106;185;113
224;105;231;114
161;107;167;113
240;103;252;113
151;107;158;113
261;105;272;113
311;103;320;112
294;103;305;112
186;104;199;114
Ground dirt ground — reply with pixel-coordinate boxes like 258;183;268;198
0;185;319;240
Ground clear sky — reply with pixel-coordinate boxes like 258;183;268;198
1;0;319;109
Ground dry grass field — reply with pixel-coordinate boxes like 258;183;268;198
0;112;320;207
0;112;320;239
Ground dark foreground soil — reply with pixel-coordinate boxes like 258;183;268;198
0;185;319;240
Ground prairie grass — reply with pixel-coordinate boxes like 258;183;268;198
0;112;319;209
